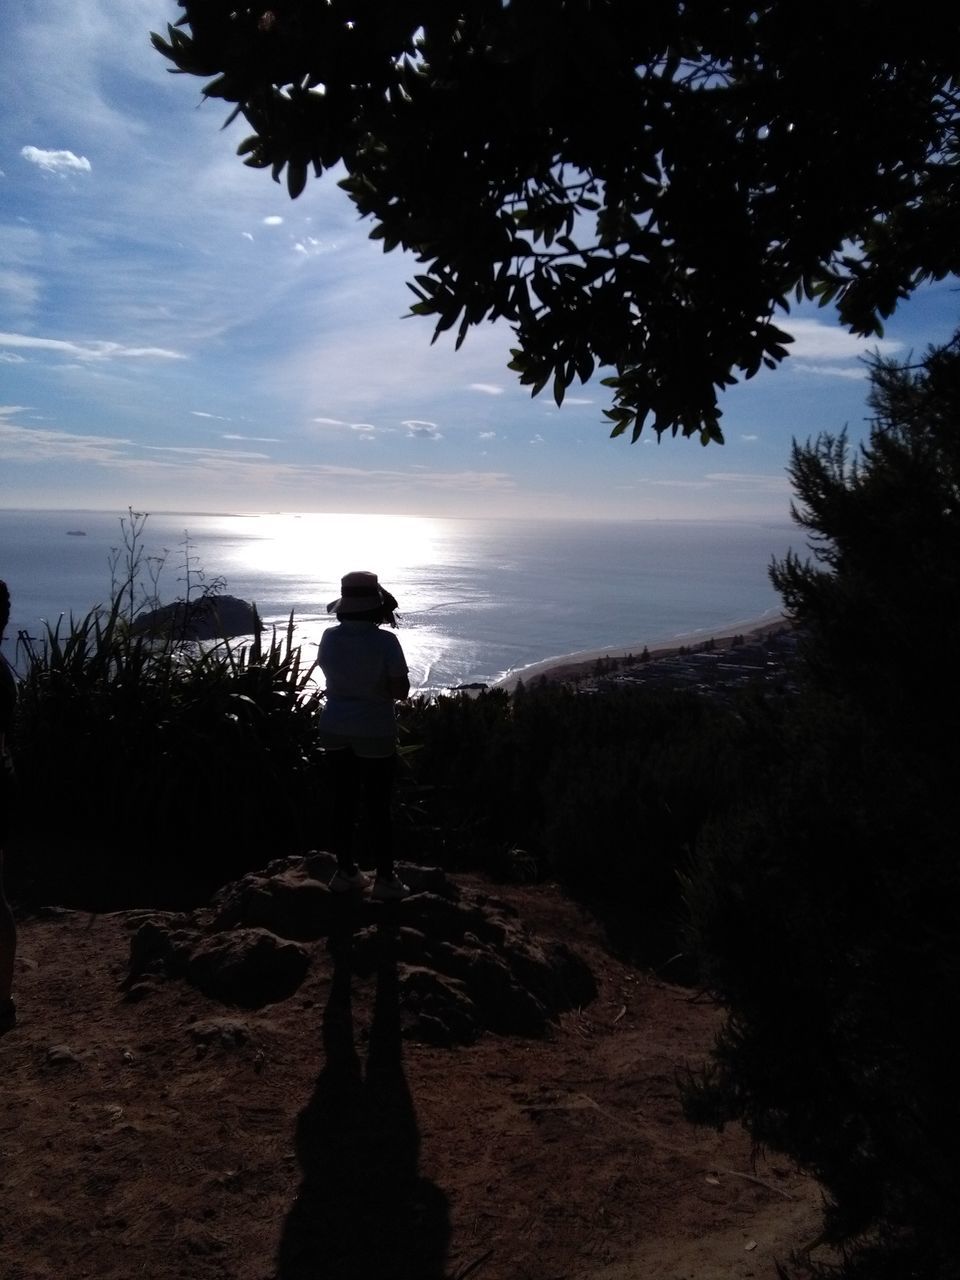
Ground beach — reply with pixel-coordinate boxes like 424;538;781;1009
494;612;791;690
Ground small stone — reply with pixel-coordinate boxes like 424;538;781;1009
44;1044;83;1068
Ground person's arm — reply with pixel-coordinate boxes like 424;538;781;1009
382;631;409;701
388;673;410;701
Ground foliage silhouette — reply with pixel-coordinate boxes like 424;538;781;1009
9;516;322;907
396;680;754;972
153;2;960;443
684;333;960;1278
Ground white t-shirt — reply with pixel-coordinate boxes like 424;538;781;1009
317;621;408;737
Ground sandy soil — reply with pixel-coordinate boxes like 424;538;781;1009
1;875;829;1280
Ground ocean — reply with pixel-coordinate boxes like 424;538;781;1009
0;509;801;694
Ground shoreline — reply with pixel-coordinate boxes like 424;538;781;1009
491;610;791;691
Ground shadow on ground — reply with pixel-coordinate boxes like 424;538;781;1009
275;918;450;1279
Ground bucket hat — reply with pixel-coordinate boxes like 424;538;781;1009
326;570;398;615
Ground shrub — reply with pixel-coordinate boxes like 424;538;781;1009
397;680;751;970
683;335;960;1278
9;517;324;908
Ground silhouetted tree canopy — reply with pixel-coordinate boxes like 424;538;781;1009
686;331;960;1277
773;332;960;728
152;2;960;445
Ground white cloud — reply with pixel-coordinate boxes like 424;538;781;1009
469;383;503;396
791;362;869;381
0;408;514;498
0;268;42;311
221;433;281;443
478;431;496;440
0;331;185;361
293;236;337;257
783;318;902;361
143;444;271;460
192;410;229;420
740;433;759;442
0;413;131;463
21;146;91;174
405;421;442;440
312;416;381;432
703;471;792;492
275;310;518;416
263;216;284;226
530;433;545;445
0;352;26;364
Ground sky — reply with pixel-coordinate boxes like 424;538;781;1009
1;1;957;523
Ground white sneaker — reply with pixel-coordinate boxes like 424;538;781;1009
329;867;372;893
370;874;410;902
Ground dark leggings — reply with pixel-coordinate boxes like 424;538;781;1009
324;748;397;878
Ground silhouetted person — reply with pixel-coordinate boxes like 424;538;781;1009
318;571;410;901
275;922;450;1278
0;580;18;1034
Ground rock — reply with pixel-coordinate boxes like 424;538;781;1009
122;978;163;1004
213;865;336;940
120;854;596;1041
461;950;548;1036
187;1018;253;1049
130;594;260;641
44;1044;83;1069
123;918;195;986
397;965;478;1045
211;857;459;943
347;876;597;1040
187;928;310;1008
508;938;597;1013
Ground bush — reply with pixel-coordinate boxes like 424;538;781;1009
10;532;324;907
683;335;960;1278
397;679;752;970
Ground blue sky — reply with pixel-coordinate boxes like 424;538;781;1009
2;1;957;522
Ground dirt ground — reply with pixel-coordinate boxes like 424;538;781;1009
1;876;830;1280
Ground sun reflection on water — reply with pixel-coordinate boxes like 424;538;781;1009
200;513;473;690
207;511;449;609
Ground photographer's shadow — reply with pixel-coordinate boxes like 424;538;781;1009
275;920;450;1279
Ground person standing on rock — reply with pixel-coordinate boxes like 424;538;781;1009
318;571;411;901
0;580;18;1034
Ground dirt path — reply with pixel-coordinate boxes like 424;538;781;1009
1;878;827;1280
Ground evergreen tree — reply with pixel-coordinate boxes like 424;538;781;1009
685;334;960;1278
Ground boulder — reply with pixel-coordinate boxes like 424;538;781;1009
212;864;337;940
187;928;311;1008
122;855;596;1043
